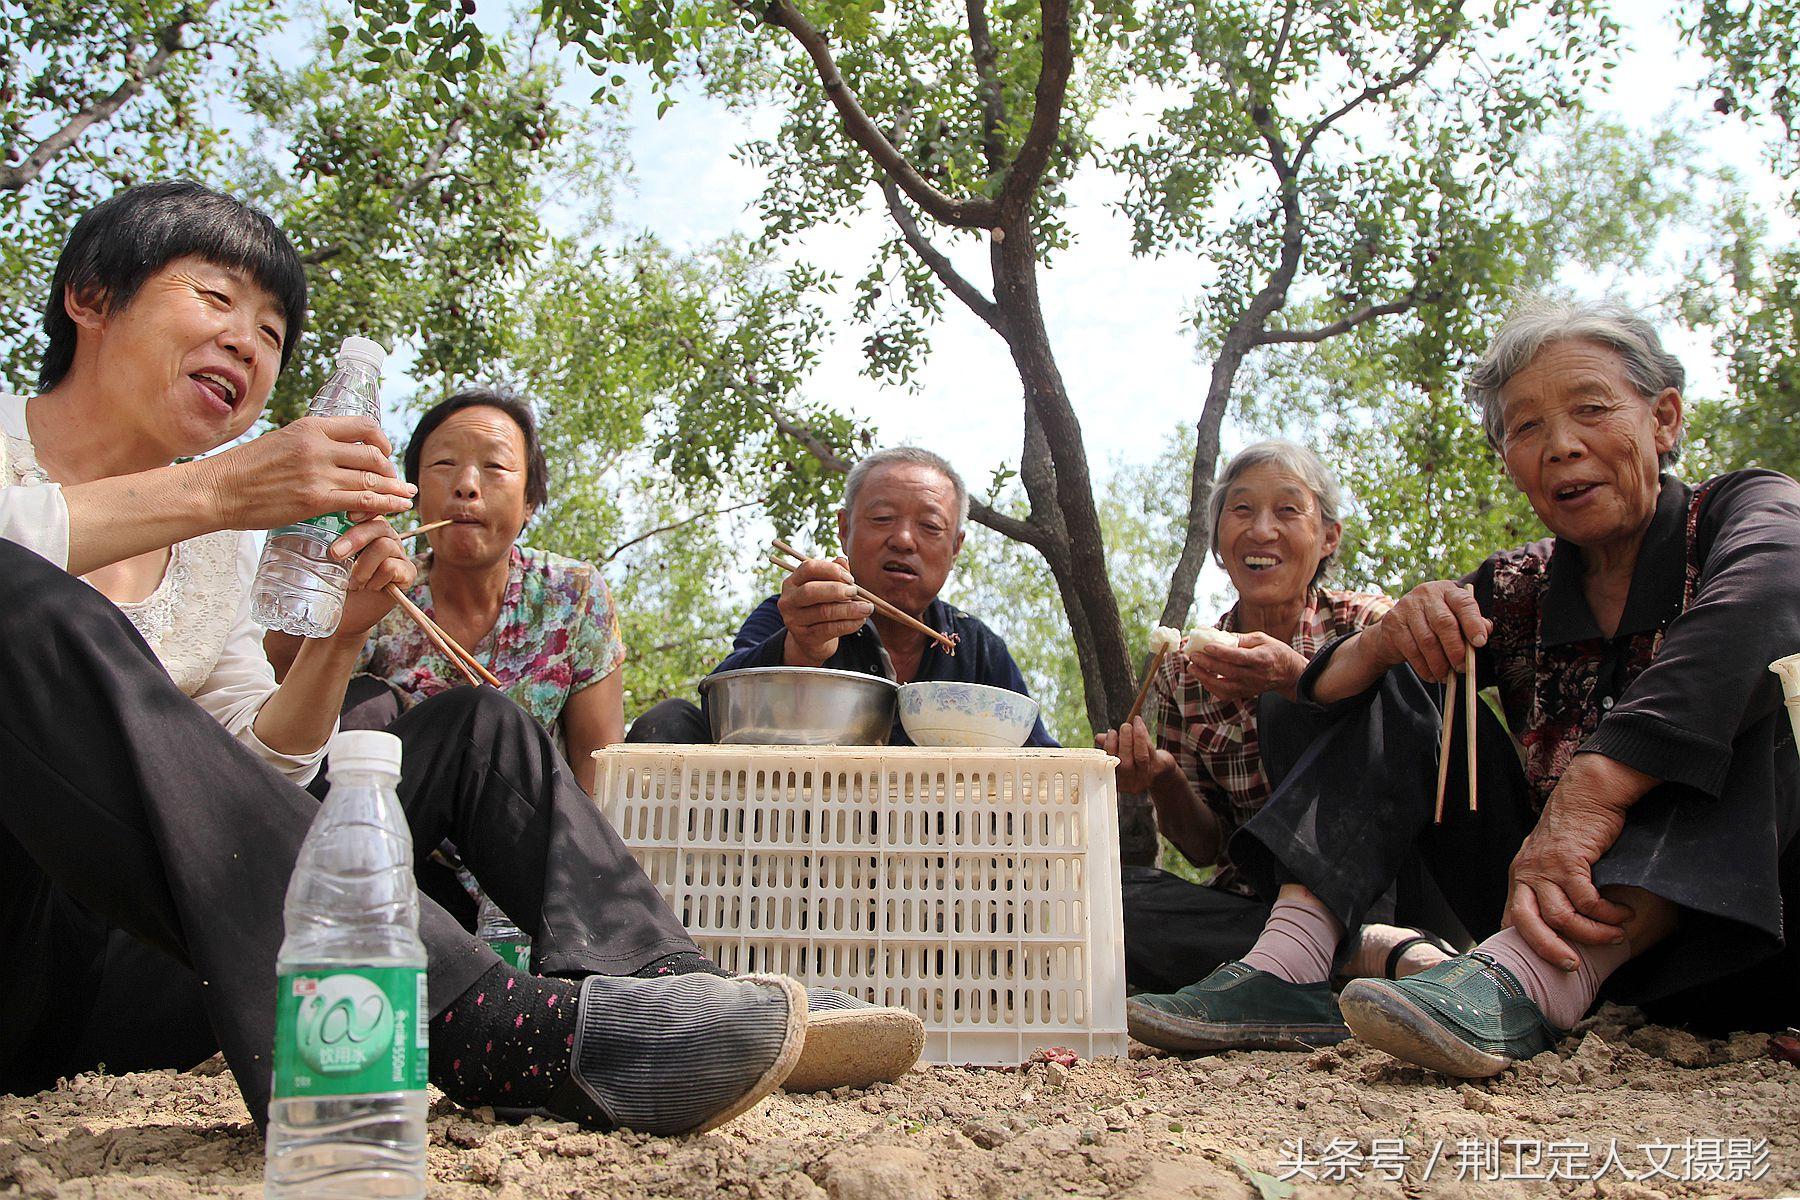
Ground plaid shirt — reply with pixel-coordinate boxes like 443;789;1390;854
1147;587;1392;894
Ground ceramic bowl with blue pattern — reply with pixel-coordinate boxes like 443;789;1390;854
896;681;1039;748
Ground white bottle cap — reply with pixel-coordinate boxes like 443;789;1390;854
327;729;403;776
335;335;387;372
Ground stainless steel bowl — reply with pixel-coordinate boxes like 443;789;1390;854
700;666;898;745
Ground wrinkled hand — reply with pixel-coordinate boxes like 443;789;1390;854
1359;579;1489;683
329;517;416;638
779;555;873;666
1180;631;1308;701
1504;755;1641;969
205;415;416;531
1096;716;1177;794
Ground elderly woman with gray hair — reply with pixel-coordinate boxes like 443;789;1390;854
1100;441;1451;1009
1128;297;1800;1074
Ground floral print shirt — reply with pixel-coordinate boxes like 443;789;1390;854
1146;587;1393;893
358;543;625;733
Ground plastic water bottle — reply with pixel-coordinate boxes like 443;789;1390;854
266;730;427;1199
454;866;531;971
477;892;532;972
252;336;388;637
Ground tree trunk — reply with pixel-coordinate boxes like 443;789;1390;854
987;214;1156;861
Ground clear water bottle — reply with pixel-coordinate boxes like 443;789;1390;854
252;336;388;638
267;730;427;1199
476;886;532;972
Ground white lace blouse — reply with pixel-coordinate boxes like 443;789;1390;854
0;394;328;783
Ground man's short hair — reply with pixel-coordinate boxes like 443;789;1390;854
843;447;970;526
40;180;307;391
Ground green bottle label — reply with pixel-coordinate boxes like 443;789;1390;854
273;968;427;1098
292;512;353;539
491;939;532;972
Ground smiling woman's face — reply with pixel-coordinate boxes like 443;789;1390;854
1214;463;1340;609
80;254;286;458
416;406;533;571
1496;338;1682;550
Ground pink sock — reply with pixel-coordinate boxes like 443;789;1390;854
1241;892;1345;985
1475;926;1633;1029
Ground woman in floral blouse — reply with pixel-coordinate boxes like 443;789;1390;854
279;388;626;795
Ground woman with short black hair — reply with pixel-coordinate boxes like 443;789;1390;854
0;180;821;1135
367;387;623;794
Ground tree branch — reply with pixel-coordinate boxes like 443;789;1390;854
673;333;855;472
1256;291;1422;344
1296;18;1461;163
603;499;760;562
1264;0;1298;76
996;0;1073;219
968;494;1047;548
752;0;998;228
965;0;1009;175
299;117;467;266
880;177;1003;333
0;8;207;193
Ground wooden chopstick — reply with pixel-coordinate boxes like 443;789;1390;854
1434;587;1482;824
1465;638;1478;814
1124;646;1167;727
383;583;503;688
399;518;453;543
769;539;959;655
1433;668;1458;825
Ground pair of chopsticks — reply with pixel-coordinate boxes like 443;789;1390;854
768;539;960;656
373;518;501;690
1433;587;1480;824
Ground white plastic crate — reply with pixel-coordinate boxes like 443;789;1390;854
594;744;1127;1066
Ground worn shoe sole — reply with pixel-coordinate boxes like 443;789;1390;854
689;973;811;1133
1338;979;1512;1078
783;1007;925;1092
1126;998;1349;1053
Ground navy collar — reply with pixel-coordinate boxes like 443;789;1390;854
1541;475;1690;646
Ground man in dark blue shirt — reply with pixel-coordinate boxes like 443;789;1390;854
627;447;1056;747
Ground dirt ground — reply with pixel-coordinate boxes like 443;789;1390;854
2;1005;1796;1199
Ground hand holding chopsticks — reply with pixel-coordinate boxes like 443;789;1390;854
769;539;959;656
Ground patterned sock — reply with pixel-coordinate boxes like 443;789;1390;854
632;951;731;979
1474;926;1633;1030
1240;891;1346;985
428;963;577;1109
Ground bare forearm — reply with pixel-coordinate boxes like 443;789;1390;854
61;460;224;576
253;634;361;756
264;630;303;682
1147;761;1222;868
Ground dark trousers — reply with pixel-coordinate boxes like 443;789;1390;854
0;539;697;1120
1120;691;1457;992
1229;664;1800;1028
625;696;712;743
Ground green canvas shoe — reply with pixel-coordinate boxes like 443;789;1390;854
1126;961;1350;1053
1339;952;1566;1078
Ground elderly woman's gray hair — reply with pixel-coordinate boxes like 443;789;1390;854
1209;439;1345;585
844;446;971;525
1467;296;1686;467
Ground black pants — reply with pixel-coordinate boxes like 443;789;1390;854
1119;691;1457;992
0;539;697;1119
1229;664;1800;1028
626;696;712;743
